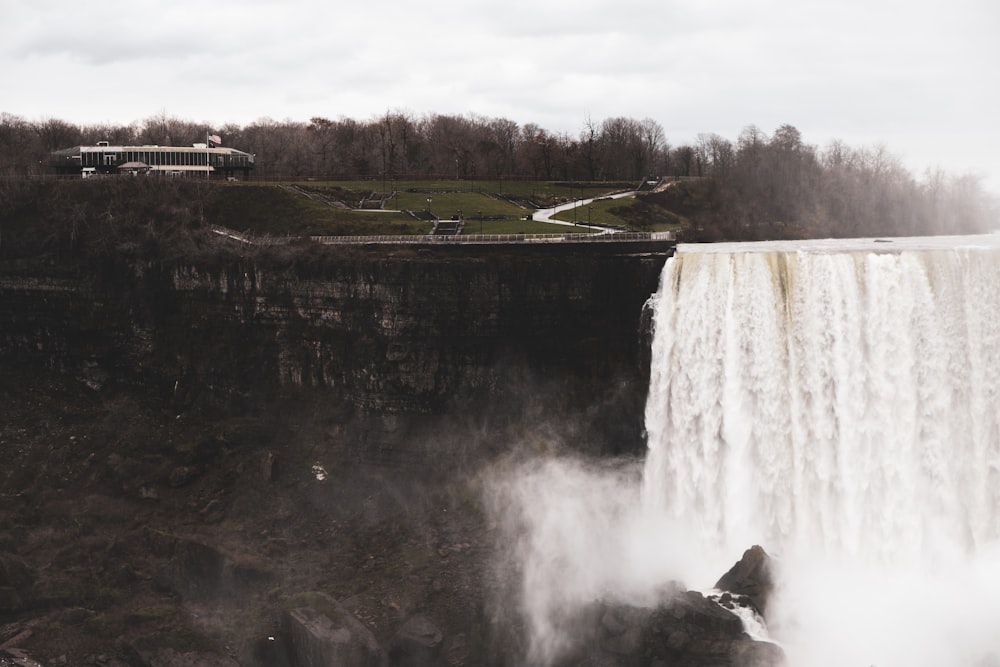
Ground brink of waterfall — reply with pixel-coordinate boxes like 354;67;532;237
490;235;1000;667
643;234;1000;667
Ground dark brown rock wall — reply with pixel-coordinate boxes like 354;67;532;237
0;241;677;666
0;243;671;460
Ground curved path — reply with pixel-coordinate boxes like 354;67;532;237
531;190;637;232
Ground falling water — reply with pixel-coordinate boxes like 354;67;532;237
642;235;1000;666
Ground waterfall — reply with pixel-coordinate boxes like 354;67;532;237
642;235;1000;666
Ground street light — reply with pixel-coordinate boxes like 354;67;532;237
477;211;482;234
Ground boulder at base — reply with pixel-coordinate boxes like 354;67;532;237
714;545;774;616
283;594;387;667
554;546;785;667
562;592;784;667
389;614;445;666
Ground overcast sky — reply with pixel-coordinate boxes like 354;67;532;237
3;0;998;192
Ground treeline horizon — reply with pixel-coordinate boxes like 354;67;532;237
1;110;995;238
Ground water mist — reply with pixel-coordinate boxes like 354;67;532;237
647;235;1000;666
492;235;1000;667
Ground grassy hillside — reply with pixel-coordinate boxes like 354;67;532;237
203;185;429;237
207;182;629;236
0;178;695;264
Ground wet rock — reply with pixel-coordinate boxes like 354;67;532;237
167;465;196;487
284;594;387;667
0;589;22;615
0;556;32;592
148;534;276;600
262;451;279;482
0;230;671;663
561;589;784;667
0;555;33;613
0;624;26;648
714;545;774;616
174;538;226;598
124;646;240;667
389;614;444;666
597;605;644;657
244;634;293;667
0;647;44;667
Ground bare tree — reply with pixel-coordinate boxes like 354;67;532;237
598;117;635;180
307;117;339;179
138;112;203;146
669;145;697;178
35;119;82;154
519;123;556;179
240;117;304;180
580;114;600;180
393;111;420;176
639;118;668;176
695;133;734;177
0;113;39;175
485;117;519;179
374;111;399;181
80;122;139;146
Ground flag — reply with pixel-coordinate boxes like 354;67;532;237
208;133;222;146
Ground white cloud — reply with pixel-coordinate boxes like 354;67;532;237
1;0;997;190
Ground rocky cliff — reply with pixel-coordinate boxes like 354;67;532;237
2;240;669;460
0;239;681;665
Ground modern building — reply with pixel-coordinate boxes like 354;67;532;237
50;141;254;179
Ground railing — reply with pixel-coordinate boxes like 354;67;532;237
211;227;674;246
307;231;674;245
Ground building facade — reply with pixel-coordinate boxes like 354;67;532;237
50;141;255;179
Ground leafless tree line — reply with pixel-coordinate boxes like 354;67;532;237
2;111;992;236
0;110;677;182
683;124;994;238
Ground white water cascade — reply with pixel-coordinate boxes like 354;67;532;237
642;235;1000;666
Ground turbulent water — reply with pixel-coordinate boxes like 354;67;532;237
643;234;1000;666
493;234;1000;666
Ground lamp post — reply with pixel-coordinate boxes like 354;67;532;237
477;211;482;234
426;198;432;217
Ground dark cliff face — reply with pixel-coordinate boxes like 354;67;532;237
2;242;669;459
0;240;671;665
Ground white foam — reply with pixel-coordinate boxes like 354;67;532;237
643;236;1000;666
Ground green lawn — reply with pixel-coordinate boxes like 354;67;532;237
550;193;686;233
218;180;671;236
390;190;525;220
206;184;427;236
550;196;633;227
467;218;599;236
302;179;633;217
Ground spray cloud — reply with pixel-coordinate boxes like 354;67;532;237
490;235;1000;667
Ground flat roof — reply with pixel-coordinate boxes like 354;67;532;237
72;144;249;154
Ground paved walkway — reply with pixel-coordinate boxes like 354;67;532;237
530;190;637;232
212;225;674;246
